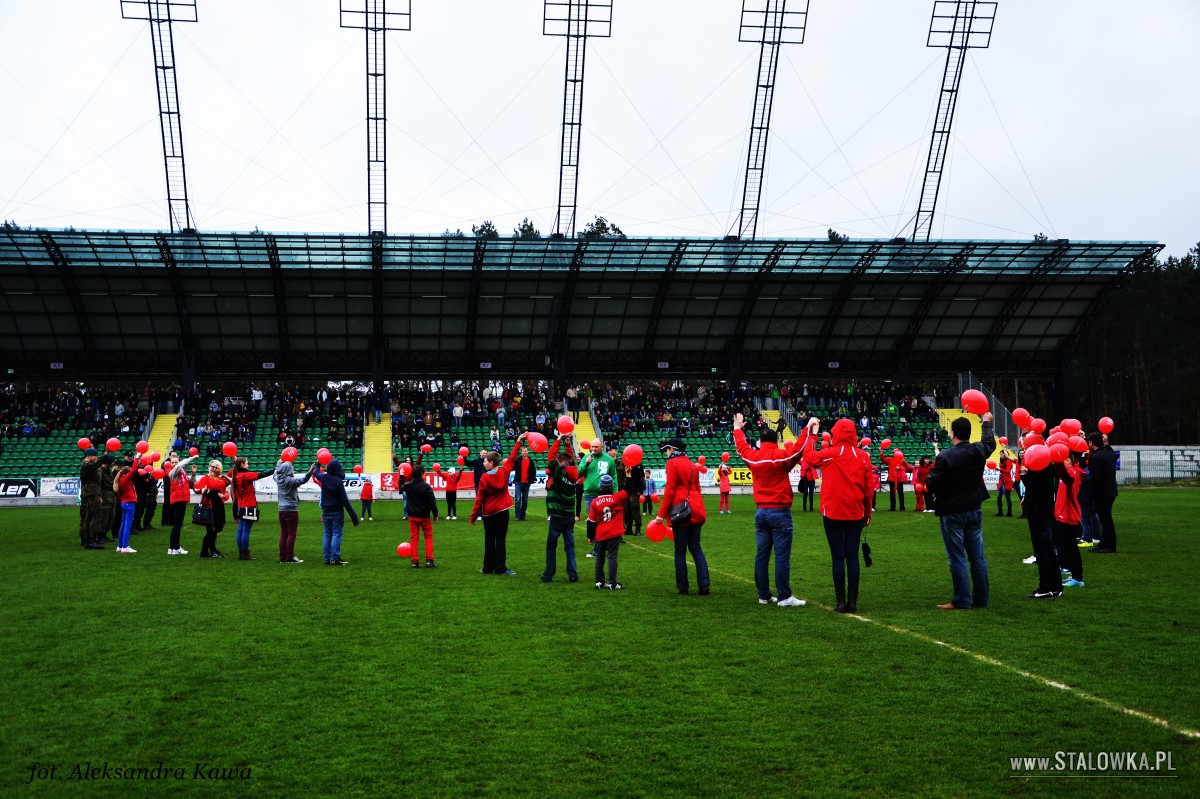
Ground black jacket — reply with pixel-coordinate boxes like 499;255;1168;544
1088;445;1118;503
511;454;538;486
1019;465;1056;523
399;478;439;520
926;421;995;517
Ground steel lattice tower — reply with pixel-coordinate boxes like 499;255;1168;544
732;0;809;241
911;0;996;242
120;0;198;233
544;1;612;238
341;0;411;235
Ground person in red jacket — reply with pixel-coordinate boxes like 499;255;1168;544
1054;453;1085;587
803;418;873;612
588;473;629;590
882;449;912;511
648;437;710;596
230;456;277;560
360;475;374;521
995;452;1014;517
193;460;231;559
470;435;523;575
443;468;461;519
165;451;199;555
913;455;934;512
113;463;139;553
732;413;817;607
717;462;732;514
797;460;818;512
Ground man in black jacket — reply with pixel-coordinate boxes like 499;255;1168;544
1019;460;1061;599
1087;432;1119;553
926;412;995;610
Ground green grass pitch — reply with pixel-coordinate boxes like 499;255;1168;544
1;490;1196;798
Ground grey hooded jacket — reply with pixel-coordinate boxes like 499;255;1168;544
274;459;313;512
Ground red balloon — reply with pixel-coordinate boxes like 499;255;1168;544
961;389;989;415
986;460;998;470
457;456;465;466
353;464;363;474
880;438;892;449
189;447;199;456
1046;431;1069;448
397;542;413;558
998;436;1008;446
721;451;730;463
649;493;658;504
1061;418;1082;436
622;444;644;468
1012;407;1032;430
399;463;412;477
860;437;872;448
556;416;575;435
1049;426;1061;437
1030;418;1047;434
281;447;298;462
432;463;441;472
1098;416;1114;434
316;447;331;460
697;455;707;466
698;465;708;474
665;527;674;541
1068;435;1088;453
646;523;667;543
135;440;149;454
106;437;121;452
893;450;903;460
149;452;161;463
421;444;433;453
1024;444;1052;471
222;441;238;457
822;432;831;441
78;437;93;450
317;450;333;466
526;432;549;453
141;455;154;465
1049;443;1070;463
1023;433;1045;448
459;446;470;457
152;468;165;479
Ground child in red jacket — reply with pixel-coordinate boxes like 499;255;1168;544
588;473;629;589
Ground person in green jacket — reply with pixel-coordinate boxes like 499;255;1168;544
578;438;616;558
79;448;105;549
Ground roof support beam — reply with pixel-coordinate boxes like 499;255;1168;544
545;240;588;374
726;241;786;376
980;241;1069;363
641;240;687;357
265;235;290;365
464;237;488;369
814;242;883;367
891;242;976;370
154;233;198;384
39;232;96;365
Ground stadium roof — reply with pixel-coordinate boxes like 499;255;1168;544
0;229;1161;381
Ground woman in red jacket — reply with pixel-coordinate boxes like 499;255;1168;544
804;418;873;613
470;435;523;575
648;438;710;595
230;456;277;560
913;455;934;512
165;451;199;555
193;460;231;559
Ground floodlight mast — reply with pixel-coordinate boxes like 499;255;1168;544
911;0;996;242
544;1;612;238
120;0;198;234
340;0;411;235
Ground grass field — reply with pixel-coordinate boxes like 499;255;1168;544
1;490;1197;798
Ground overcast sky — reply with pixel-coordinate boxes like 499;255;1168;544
1;1;1196;257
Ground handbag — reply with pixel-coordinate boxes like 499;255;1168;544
191;499;212;527
240;506;259;522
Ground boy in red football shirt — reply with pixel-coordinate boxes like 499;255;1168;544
587;473;629;590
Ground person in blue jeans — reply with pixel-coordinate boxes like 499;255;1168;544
926;412;995;609
313;458;359;565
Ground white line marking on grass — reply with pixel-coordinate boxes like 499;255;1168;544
628;540;1200;740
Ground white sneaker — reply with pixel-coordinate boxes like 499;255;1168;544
126;547;137;554
777;596;807;607
758;597;778;605
1022;555;1037;565
115;547;126;554
167;548;178;555
177;548;189;555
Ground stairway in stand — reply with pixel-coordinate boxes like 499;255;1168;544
146;413;178;456
363;413;394;474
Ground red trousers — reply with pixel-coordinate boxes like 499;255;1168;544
719;492;730;511
914;489;927;511
409;518;434;561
